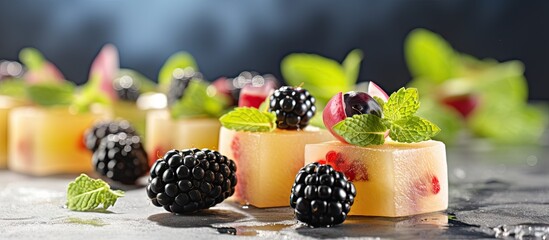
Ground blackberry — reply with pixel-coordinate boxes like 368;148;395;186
114;72;141;101
290;162;356;228
146;148;237;214
92;132;149;184
166;68;203;106
269;86;316;129
84;120;136;152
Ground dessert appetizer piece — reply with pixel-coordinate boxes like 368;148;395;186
87;44;157;137
218;86;334;207
8;49;109;175
304;82;447;217
146;53;230;165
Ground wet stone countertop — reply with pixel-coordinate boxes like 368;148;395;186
1;136;549;239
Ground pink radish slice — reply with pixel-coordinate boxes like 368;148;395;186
367;81;389;102
323;92;349;143
89;44;119;100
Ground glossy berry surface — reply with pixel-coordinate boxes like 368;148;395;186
92;132;149;184
146;148;237;214
166;68;203;106
290;162;356;227
343;91;382;118
269;86;316;130
84;120;136;152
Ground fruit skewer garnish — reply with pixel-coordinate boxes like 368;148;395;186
324;82;440;146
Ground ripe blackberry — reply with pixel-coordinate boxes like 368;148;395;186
84;120;136;152
290;162;356;228
92;132;149;184
114;73;141;101
166;68;203;106
269;86;316;130
146;148;237;214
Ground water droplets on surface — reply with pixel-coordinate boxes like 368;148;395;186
494;223;549;239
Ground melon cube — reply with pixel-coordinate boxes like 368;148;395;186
218;126;334;208
8;106;108;175
0;96;25;168
304;140;447;217
146;109;220;165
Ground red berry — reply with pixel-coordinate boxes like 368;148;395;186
230;136;241;160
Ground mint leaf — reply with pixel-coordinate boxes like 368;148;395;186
258;95;271;112
66;174;124;212
19;48;46;70
281;53;350;107
415;99;463;144
383;87;420;121
405;29;456;83
170;80;228;119
342;49;363;86
117;69;157;93
158;52;198;91
332;114;387;146
0;78;26;98
27;82;75;106
388;116;440;143
219;107;276;132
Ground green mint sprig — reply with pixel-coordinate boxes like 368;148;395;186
219;107;276;132
66;174;124;212
158;52;198;91
333;87;440;146
0;78;27;99
27;82;76;106
170;79;229;119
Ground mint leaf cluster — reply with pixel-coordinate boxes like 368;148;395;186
405;28;548;144
333;88;440;146
219;107;276;132
66;174;124;212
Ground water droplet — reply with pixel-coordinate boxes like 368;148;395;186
454;168;466;179
526;155;538;167
494;223;549;239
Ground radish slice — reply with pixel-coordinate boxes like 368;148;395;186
367;81;389;102
89;44;119;100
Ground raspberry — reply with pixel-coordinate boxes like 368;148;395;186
269;86;316;130
166;68;203;106
84;120;136;152
146;148;237;214
290;162;356;227
92;132;149;184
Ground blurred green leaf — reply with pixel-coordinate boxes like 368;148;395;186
342;49;363;86
0;78;26;99
170;80;228;119
19;48;45;70
415;99;464;144
158;52;198;91
281;53;352;107
117;69;157;93
27;82;75;106
405;29;457;83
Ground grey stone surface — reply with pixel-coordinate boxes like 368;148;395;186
1;138;549;239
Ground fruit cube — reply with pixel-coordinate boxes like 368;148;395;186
0;96;26;168
8;106;108;175
218;126;334;208
146;110;220;165
304;140;447;217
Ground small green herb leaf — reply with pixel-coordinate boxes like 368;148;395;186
170;80;228;119
19;48;46;70
27;82;75;106
281;53;349;107
219;107;276;132
66;174;124;212
158;52;198;91
388;116;440;143
383;87;420;121
0;78;27;98
342;49;363;86
405;28;456;83
332;114;387;146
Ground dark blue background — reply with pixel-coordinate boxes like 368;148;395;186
1;0;548;100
